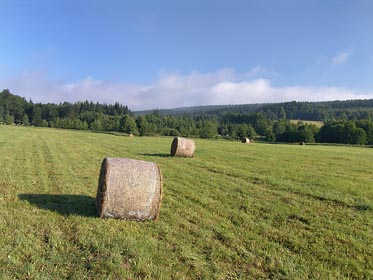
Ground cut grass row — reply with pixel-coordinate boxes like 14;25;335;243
0;125;372;279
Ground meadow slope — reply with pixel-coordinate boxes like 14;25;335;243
0;125;372;279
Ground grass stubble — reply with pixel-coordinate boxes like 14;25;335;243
0;125;372;279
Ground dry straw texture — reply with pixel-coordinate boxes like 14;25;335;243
96;158;162;221
241;138;251;143
170;137;195;157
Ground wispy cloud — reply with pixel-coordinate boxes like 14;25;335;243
331;52;349;65
1;68;372;110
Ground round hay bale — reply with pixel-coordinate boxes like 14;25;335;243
96;158;162;221
170;137;195;157
299;142;305;146
128;133;134;137
241;138;251;144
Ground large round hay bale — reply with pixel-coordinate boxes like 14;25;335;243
96;158;162;221
170;137;195;157
241;138;251;144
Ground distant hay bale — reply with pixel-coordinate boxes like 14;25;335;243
170;137;195;157
299;142;305;146
128;133;134;137
241;138;251;144
96;158;162;221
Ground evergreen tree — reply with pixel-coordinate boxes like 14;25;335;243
41;120;49;127
5;114;14;125
81;121;89;130
297;126;315;143
0;103;4;122
265;130;276;142
200;121;217;138
22;115;30;126
278;106;287;119
121;115;138;134
235;123;249;139
32;105;43;126
247;125;257;138
90;119;103;131
136;116;149;136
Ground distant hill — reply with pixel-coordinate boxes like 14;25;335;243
135;104;264;116
2;87;373;123
135;99;373;121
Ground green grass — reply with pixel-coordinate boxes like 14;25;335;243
0;125;372;279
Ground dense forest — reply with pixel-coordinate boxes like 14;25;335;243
1;89;373;145
137;99;373;121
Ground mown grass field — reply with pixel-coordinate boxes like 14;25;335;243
289;119;324;127
0;125;372;279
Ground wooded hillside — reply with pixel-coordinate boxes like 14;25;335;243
1;89;373;145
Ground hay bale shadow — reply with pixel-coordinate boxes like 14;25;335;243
19;194;96;217
140;153;170;158
353;203;372;211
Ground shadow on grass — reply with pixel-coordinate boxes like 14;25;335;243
353;203;372;211
140;153;170;158
18;194;97;217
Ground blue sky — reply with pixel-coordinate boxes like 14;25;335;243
1;0;372;110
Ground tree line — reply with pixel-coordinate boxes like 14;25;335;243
139;99;373;122
1;89;373;145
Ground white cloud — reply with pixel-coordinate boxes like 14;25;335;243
1;68;372;110
331;52;349;65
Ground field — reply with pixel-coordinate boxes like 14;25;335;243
0;125;372;279
289;120;324;127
